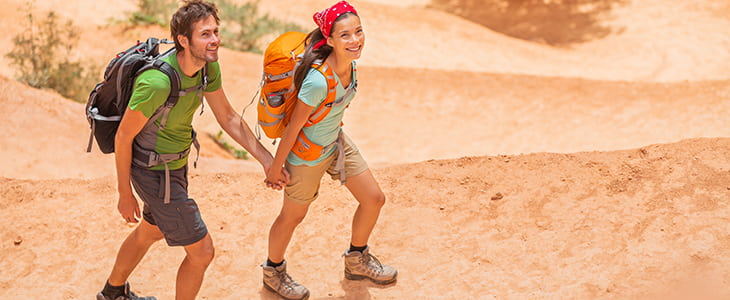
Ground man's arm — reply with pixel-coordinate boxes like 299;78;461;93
114;108;149;223
204;88;287;187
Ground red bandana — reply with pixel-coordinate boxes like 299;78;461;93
312;1;358;50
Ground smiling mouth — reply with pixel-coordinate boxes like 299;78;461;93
346;46;362;52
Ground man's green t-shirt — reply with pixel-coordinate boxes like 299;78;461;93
128;52;222;170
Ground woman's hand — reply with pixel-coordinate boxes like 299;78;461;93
265;165;290;190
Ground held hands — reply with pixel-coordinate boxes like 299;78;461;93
265;165;290;191
260;151;290;191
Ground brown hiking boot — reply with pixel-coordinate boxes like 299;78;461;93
343;246;397;284
96;282;156;300
261;260;310;300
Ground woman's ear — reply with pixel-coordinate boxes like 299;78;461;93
326;36;334;48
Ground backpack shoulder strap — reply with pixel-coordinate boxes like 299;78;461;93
136;56;181;129
304;62;338;127
178;62;209;116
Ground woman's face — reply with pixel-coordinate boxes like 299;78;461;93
327;14;365;61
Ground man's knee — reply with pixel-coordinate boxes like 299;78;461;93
186;236;215;265
133;221;165;244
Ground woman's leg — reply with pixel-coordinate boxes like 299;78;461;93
345;169;386;247
341;169;397;284
267;198;312;263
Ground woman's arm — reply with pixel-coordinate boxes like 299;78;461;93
265;98;315;185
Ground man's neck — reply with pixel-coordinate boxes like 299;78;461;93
176;50;205;77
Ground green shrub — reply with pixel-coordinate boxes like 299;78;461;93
218;0;306;53
124;0;305;53
210;130;249;160
6;7;95;102
127;0;177;27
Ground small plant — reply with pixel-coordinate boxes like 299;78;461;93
6;3;95;102
122;0;305;53
127;0;177;27
210;130;249;159
218;0;306;53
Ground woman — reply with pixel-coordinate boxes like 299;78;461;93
261;1;397;299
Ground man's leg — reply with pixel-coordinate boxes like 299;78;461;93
175;233;215;300
107;219;165;286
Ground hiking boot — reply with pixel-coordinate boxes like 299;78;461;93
343;246;398;284
261;260;310;300
96;282;156;300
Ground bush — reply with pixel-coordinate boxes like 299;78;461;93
125;0;305;53
127;0;177;27
218;0;306;53
6;7;95;102
210;130;249;159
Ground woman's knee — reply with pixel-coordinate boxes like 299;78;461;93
275;198;311;228
275;212;307;228
364;192;386;209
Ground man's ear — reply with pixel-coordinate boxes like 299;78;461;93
178;34;189;50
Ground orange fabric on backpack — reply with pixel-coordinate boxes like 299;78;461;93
258;31;338;161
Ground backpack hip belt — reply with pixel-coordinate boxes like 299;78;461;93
131;132;201;205
292;129;347;184
132;139;200;204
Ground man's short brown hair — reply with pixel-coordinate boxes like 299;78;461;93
170;0;220;52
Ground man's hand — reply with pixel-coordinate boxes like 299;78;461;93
265;165;290;191
117;192;141;223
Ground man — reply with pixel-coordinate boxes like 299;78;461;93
96;1;286;299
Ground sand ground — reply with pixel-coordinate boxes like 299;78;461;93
1;0;729;299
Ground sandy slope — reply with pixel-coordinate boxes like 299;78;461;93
1;0;730;299
2;0;729;82
3;138;730;299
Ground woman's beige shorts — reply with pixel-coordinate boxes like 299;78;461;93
284;133;368;204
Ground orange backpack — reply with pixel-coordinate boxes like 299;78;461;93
258;31;340;161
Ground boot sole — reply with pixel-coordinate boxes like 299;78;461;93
263;281;310;300
344;270;398;285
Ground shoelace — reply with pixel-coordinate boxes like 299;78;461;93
362;253;384;273
277;270;300;292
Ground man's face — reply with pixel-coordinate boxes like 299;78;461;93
186;14;220;63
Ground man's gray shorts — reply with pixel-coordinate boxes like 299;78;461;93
130;164;208;247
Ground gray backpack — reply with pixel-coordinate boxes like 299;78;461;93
86;37;207;203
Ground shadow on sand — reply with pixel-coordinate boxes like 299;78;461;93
429;0;630;47
258;278;397;299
